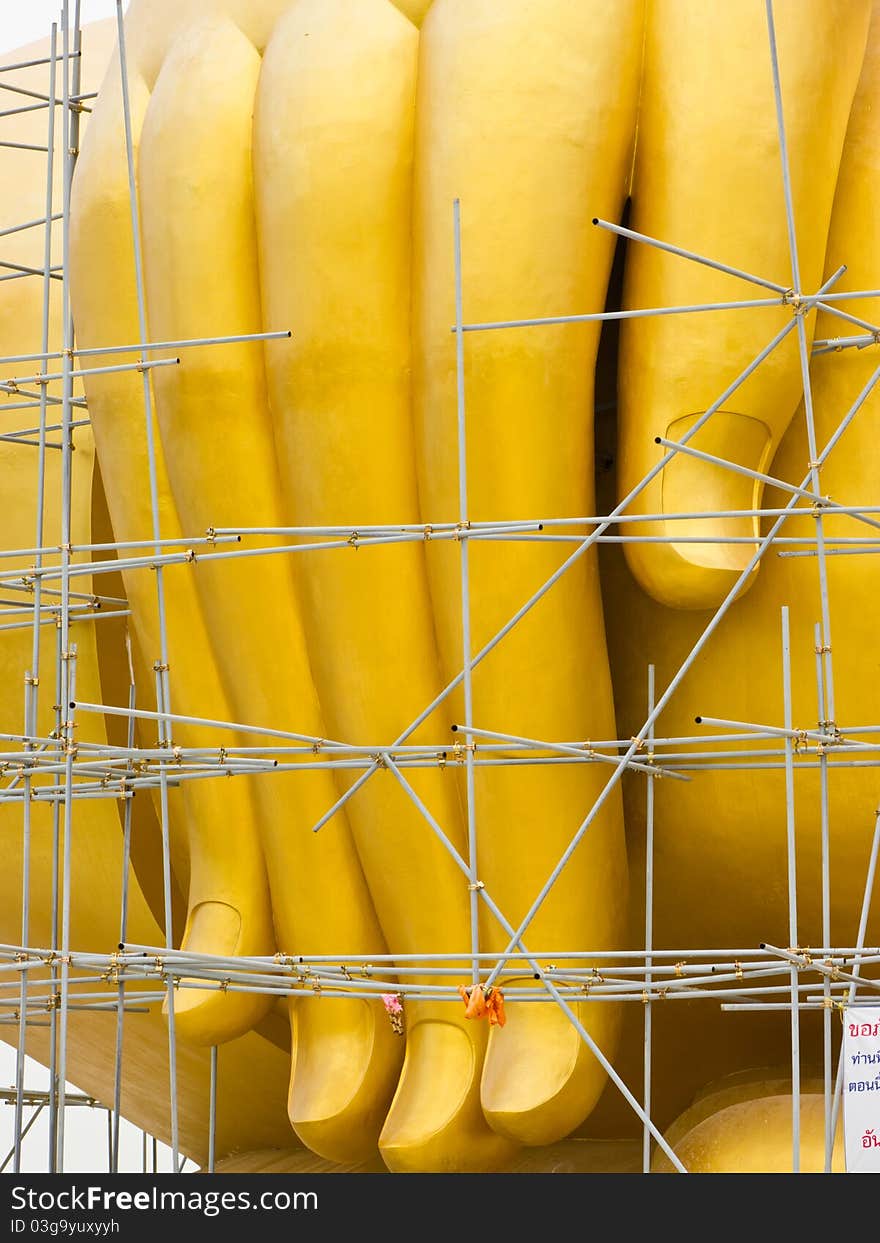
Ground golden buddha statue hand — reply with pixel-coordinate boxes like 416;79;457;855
0;0;876;1174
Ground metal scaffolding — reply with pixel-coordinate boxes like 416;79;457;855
1;0;879;1175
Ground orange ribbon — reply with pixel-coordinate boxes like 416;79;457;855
458;983;505;1025
486;987;506;1027
458;983;487;1019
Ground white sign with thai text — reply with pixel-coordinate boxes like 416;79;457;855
844;1006;880;1171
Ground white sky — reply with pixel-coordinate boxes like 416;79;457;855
0;0;177;1173
0;1050;182;1173
1;2;123;55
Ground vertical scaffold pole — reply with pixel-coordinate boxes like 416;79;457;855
114;0;180;1170
208;1045;217;1174
14;20;58;1175
112;666;137;1173
781;606;800;1172
453;200;481;987
814;622;833;1171
55;0;84;1172
643;664;656;1173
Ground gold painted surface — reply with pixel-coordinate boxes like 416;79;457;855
0;1;876;1172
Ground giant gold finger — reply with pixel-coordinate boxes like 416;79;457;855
136;12;404;1163
414;0;641;1145
99;0;432;83
618;0;871;610
255;0;513;1173
0;27;292;1146
601;1;880;1134
70;46;275;1048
